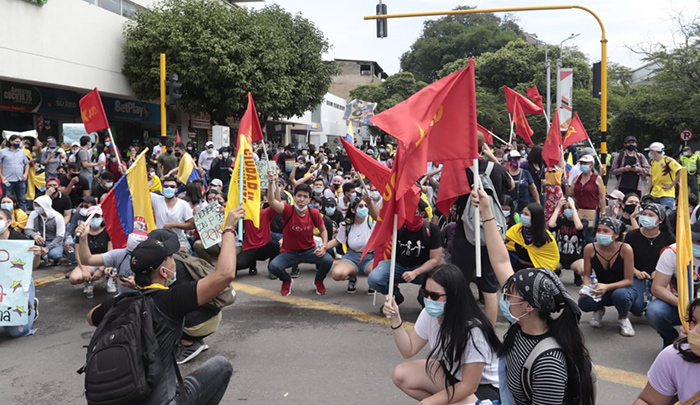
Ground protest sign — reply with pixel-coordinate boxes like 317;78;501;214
62;123;96;145
256;160;269;190
0;240;35;327
195;202;225;249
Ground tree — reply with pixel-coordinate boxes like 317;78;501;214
122;0;337;125
400;6;523;83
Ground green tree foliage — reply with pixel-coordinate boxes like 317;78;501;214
400;6;523;83
122;0;337;124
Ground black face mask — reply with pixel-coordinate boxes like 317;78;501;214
174;152;182;158
333;183;340;190
624;204;637;214
262;202;270;209
167;150;173;154
625;145;637;151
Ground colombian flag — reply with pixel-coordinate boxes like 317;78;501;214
345;121;354;143
102;149;156;248
178;151;201;185
676;167;694;331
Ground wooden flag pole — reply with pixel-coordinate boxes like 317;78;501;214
386;213;399;316
106;128;121;167
473;159;481;277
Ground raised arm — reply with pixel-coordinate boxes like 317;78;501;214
473;188;513;286
267;171;284;214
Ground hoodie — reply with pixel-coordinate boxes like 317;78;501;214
24;195;65;250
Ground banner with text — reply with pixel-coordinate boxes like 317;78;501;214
194;202;225;249
0;240;35;327
558;68;574;130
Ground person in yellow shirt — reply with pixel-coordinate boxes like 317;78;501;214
1;195;28;231
148;165;162;192
645;142;681;211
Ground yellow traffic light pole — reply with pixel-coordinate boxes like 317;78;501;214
365;4;608;169
160;53;166;137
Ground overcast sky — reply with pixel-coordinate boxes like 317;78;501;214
250;0;700;75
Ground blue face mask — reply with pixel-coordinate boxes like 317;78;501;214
563;208;574;219
596;233;614;246
0;203;13;211
325;207;336;215
520;215;532;227
162;187;176;199
90;218;103;229
693;244;700;258
163;266;177;287
638;215;657;229
580;164;591;174
313;187;323;194
356;206;369;219
371;191;380;200
502;210;511;218
499;294;525;323
424;298;445;318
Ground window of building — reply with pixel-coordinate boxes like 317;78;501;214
121;0;137;19
100;0;121;14
82;0;139;20
360;64;372;76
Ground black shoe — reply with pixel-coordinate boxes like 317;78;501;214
176;340;209;365
52;259;61;267
290;266;300;278
268;272;278;280
249;267;258;276
574;273;583;286
394;291;405;306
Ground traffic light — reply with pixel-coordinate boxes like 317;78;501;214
591;62;601;98
376;2;387;38
166;73;183;106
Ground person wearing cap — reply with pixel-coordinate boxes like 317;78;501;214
24;195;65;266
157;141;179;177
568;154;605;244
0;134;31;211
68;206;115;293
44;176;72;224
611;136;650;197
605;189;626;218
208;178;224;194
680;145;700;198
86;206;244;403
566;147;600;188
505;150;539;213
41;139;65;180
59;162;91;207
645;222;700;346
645;142;681;211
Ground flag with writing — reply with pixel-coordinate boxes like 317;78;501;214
512;100;534;145
504;85;544;115
542;110;562;167
79;88;110;134
562;113;589;149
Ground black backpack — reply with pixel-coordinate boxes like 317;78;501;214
78;291;174;405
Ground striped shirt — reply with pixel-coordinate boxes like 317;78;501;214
506;329;568;405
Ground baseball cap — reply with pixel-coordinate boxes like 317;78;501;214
206;141;214;147
130;229;180;275
579;155;595;163
645;142;664;152
623;136;637;143
606;190;625;200
71;142;80;148
684;146;692;151
507;150;521;160
126;229;148;252
210;178;223;188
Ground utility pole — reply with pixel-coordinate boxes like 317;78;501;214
545;43;551;132
160;53;166;138
556;33;580;128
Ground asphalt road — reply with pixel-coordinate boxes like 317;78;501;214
0;262;659;404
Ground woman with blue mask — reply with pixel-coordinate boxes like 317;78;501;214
326;196;378;294
579;217;637;337
68;207;117;295
506;202;560;271
473;188;596;405
383;264;501;404
569;154;605;244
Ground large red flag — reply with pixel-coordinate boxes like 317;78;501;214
79;88;110;134
435;159;471;215
526;85;544;111
562;113;589;149
542;110;562;167
477;124;493;145
340;138;390;189
512;101;534;145
238;92;264;144
504;85;544;115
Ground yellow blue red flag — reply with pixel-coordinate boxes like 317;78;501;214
345;121;354;143
177;151;201;185
676;167;694;331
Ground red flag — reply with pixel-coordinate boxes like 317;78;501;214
477;124;493;145
562;113;589;149
435;159;471;215
176;129;181;143
542;110;562;167
371;59;479;199
512;101;534;145
340;138;390;189
79;88;110;134
504;85;544;115
526;85;544;111
239;93;264;144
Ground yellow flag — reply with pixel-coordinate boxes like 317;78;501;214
226;136;260;228
676;167;694;331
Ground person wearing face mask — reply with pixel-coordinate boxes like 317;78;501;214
569;154;605;244
59;162;91;207
90;171;115;201
382;264;501;404
75;135;103;190
147;165;163;192
501;195;520;229
619;192;641;230
157;141;179;177
645;222;700;347
310;178;326;201
208;147;233;191
63;195;97;270
24;195;65;266
506;202;560;271
548;197;587;286
151;177;195;252
324;175;344;199
680;145;700;199
197;141;217;178
43;177;72;224
1;195;28;231
69;208;116;294
322;197;343;252
579;217;636;336
611;136;650;196
336;182;356;217
0;134;31;211
41;139;65;180
504;151;539;213
645;142;681;211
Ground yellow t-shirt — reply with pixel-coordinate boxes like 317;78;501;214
12;208;28;231
650;156;681;198
149;175;163;192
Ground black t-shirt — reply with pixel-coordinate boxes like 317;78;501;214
327;154;338;169
77;228;111;254
90;183;109;201
618;153;641;190
396;221;442;268
552;217;588;261
276;152;297;175
59;174;90;207
623;229;675;275
9;230;29;240
526;163;545;195
51;192;73;215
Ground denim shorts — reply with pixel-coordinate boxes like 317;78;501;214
342;249;374;275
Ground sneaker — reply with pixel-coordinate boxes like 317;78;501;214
619;318;636;337
268;271;278;280
249;267;258;276
33;297;39;322
290;267;300;278
106;278;117;294
52;259;61;267
574;273;583;287
367;287;375;295
314;280;327;295
347;277;357;294
175;340;209;365
334;253;342;260
281;279;294;296
589;308;605;328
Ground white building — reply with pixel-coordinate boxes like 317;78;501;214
279;92;347;149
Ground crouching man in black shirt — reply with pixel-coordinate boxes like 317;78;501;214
84;205;245;405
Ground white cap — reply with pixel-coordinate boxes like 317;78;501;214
206;141;214;147
579;154;595;163
507;150;521;160
646;142;664;152
71;142;80;147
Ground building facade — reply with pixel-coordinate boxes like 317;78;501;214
329;58;388;101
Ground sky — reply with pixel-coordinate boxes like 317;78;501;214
250;0;700;75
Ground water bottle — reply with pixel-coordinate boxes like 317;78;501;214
590;275;599;290
86;281;94;299
65;234;74;254
643;279;653;304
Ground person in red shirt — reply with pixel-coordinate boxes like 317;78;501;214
236;192;280;276
267;171;333;296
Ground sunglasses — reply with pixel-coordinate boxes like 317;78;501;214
163;184;177;189
420;287;446;301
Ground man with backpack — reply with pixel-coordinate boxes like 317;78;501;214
82;205;244;405
610;136;650;196
646;142;681;211
267;172;333;296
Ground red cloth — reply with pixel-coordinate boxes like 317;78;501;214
243;207;275;251
526;85;545;111
542;110;562;167
512;100;534;145
340;138;390;189
504;85;544;115
239;92;264;144
562;113;589;149
477;124;493;145
280;204;323;253
79;88;110;134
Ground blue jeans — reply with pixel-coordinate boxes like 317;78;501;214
2;180;27;210
655;196;675;211
578;286;636;317
81;174;93;191
4;279;36;338
41;239;64;261
175;356;232;405
646;298;681;346
268;247;333;282
367;260;427;296
630;277;651;316
271;232;283;242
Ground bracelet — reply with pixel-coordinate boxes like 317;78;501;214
391;321;403;330
482;217;495;223
222;228;235;236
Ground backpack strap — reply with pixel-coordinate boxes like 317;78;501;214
485;161;494;177
522;337;562;401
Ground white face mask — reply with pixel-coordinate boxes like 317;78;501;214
295;204;308;212
223;152;229;159
34;206;44;215
0;219;8;234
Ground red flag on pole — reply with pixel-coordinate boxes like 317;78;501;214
562;113;589;149
477;124;493;145
504;85;544;115
340;138;390;189
435;159;471;214
526;85;544;111
176;129;181;143
512;101;534;145
239;92;264;144
79;88;110;134
542;110;562;167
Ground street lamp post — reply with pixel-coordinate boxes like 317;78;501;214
556;33;580;122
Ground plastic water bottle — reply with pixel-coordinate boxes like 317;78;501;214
643;279;653;304
65;235;74;254
590;275;599;290
86;281;94;299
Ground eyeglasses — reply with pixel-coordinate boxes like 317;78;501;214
420;287;446;301
503;293;527;304
163;184;177;189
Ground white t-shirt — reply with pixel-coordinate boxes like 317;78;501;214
336;219;373;252
150;193;194;248
337;196;351;216
413;309;499;385
656;244;700;294
199;150;218;171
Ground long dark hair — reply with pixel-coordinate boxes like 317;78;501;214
499;278;596;405
527;145;544;167
674;298;700;363
344;197;362;225
185;180;204;205
525;202;551;247
423;265;501;402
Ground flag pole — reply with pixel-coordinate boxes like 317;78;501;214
488;130;509;146
508;113;514;145
586;137;604;170
238;156;244;242
473;159;481;277
106;128;121;166
386;213;399;316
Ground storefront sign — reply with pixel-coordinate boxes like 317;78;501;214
191;113;212;130
0;82;41;112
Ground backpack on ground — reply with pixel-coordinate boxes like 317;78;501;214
461;161;507;246
175;252;236;311
78;291;168;405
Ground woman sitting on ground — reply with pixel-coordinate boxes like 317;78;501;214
1;195;28;231
68;207;115;294
506;202;560;271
